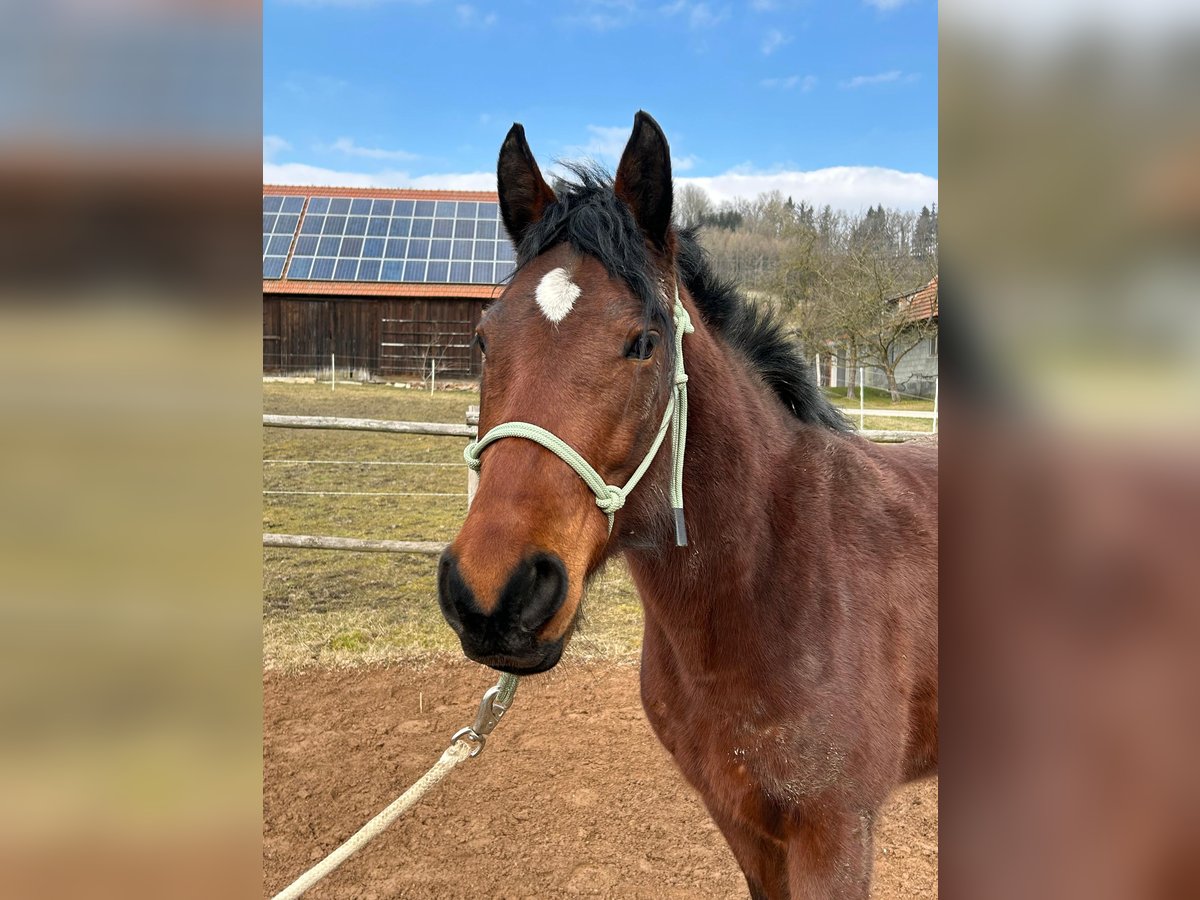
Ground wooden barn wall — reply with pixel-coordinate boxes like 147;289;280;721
262;295;487;378
262;297;282;370
378;297;485;378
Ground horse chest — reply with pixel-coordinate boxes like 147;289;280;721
641;666;845;831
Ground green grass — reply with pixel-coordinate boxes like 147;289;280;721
822;386;937;433
262;381;643;671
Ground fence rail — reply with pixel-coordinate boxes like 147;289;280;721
263;406;932;557
263;414;476;438
263;410;478;557
264;533;447;556
846;409;937;420
859;430;933;443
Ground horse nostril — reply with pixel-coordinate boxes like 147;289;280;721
437;551;469;635
517;553;568;633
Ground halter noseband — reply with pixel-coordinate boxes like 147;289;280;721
464;285;694;547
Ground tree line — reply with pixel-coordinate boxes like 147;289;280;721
675;184;938;400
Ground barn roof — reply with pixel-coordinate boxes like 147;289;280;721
266;279;503;299
263;185;511;299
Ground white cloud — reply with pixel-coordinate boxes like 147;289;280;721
760;74;817;91
564;12;627;30
263;135;291;161
456;4;498;27
840;70;918;88
761;28;792;55
405;171;498;191
565;124;630;163
559;126;697;173
659;1;728;28
263;161;497;191
276;0;433;7
689;3;727;28
326;137;420;162
263;160;937;214
562;0;639;30
864;0;913;9
679;166;937;212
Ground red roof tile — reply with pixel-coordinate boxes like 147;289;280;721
898;275;938;321
264;279;504;299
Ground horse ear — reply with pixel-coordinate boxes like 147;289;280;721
614;111;673;249
497;123;556;246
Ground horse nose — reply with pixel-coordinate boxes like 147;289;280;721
437;550;568;650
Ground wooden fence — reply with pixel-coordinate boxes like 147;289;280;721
262;408;929;556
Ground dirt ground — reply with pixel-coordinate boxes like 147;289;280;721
264;659;937;899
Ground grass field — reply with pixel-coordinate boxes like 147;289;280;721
262;380;933;670
823;385;938;433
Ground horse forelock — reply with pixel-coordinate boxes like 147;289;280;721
515;163;674;338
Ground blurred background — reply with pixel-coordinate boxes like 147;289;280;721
0;0;1197;897
942;2;1200;899
0;0;262;897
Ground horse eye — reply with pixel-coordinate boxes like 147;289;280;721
625;332;659;361
474;333;488;357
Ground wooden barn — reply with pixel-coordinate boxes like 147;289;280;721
263;186;515;380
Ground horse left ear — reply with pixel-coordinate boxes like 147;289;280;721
615;111;673;249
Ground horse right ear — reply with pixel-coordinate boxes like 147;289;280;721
497;123;556;246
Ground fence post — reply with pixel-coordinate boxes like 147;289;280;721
332;353;336;392
933;376;939;434
859;367;865;430
430;358;436;396
466;405;479;508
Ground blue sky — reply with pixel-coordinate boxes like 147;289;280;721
264;0;937;211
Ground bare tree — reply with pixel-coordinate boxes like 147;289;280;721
690;192;938;403
841;243;936;401
674;184;714;230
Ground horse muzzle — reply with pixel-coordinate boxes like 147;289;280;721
437;548;570;674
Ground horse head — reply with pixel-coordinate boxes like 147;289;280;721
437;112;685;674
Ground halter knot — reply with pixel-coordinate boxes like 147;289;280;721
674;304;695;334
595;488;625;515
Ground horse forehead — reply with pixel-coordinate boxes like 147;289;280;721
516;253;618;327
534;267;581;323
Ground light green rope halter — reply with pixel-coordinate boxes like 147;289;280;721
464;285;695;547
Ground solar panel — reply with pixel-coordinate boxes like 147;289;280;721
262;195;304;279
280;196;517;286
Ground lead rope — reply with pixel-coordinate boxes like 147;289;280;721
465;284;694;546
270;672;519;900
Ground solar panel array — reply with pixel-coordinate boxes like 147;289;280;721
261;194;517;286
262;195;304;279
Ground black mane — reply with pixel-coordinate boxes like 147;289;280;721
515;164;850;432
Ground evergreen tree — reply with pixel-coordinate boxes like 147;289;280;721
914;205;938;260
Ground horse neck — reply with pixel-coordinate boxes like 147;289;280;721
621;304;801;669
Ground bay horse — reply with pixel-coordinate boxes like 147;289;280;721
438;112;938;899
